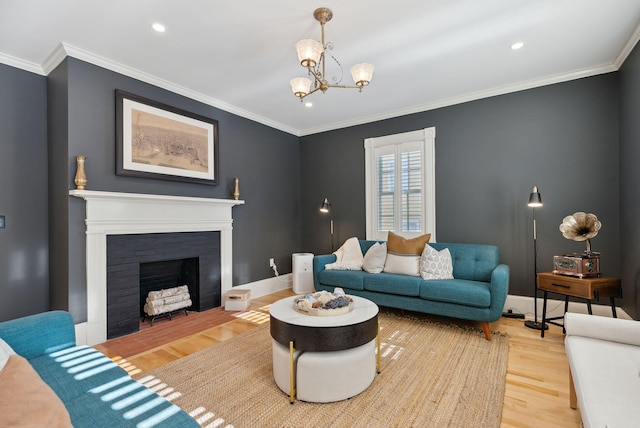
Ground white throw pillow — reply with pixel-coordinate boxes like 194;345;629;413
383;253;421;276
420;244;454;280
0;338;16;371
362;242;387;274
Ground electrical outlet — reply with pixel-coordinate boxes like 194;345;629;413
269;258;275;267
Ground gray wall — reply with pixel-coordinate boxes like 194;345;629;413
2;42;639;322
0;64;49;320
301;73;622;308
48;58;301;322
619;41;640;319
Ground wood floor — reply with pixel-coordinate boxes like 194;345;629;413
95;289;583;428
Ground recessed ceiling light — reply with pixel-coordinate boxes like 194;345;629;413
511;42;524;50
152;22;166;33
305;102;313;108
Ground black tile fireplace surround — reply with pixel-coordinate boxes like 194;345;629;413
106;231;221;339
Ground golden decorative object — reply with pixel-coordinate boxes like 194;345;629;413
290;7;374;101
559;212;601;254
233;177;240;200
74;155;87;190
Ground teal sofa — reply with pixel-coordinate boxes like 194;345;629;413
313;241;509;340
0;311;198;427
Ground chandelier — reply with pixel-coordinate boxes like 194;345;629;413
290;7;374;101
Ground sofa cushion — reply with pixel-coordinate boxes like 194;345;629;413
430;243;498;282
30;345;128;403
362;242;387;274
420;245;454;280
363;273;422;297
64;375;194;428
0;354;72;428
318;270;366;291
419;279;491;308
565;336;640;428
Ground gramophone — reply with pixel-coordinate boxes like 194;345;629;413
553;212;601;278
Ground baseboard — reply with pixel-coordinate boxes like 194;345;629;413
503;294;631;321
233;273;293;299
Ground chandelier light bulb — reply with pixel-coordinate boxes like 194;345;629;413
295;39;323;68
351;63;375;88
290;77;312;98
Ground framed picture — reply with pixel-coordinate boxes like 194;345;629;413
116;90;219;185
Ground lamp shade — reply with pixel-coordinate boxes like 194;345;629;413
528;186;543;207
295;39;323;67
350;63;375;87
320;198;331;212
290;77;312;98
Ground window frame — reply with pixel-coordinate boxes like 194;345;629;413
364;127;436;241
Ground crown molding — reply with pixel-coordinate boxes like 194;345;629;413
1;36;636;138
42;43;301;136
298;62;619;136
613;21;640;69
0;52;45;75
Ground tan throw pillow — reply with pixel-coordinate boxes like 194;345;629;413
0;355;72;428
386;231;431;255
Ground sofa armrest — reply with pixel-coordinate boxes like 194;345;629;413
488;264;510;317
0;311;76;360
564;312;640;346
313;254;337;290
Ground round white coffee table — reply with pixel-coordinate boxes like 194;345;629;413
269;295;380;403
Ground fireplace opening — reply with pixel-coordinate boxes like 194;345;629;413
106;231;221;339
139;257;200;317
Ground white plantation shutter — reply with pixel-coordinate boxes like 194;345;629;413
365;128;435;241
377;151;395;232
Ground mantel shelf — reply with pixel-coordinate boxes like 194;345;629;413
69;189;245;207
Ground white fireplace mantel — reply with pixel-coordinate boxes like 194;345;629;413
70;190;244;345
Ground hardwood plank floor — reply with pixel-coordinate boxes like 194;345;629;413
95;289;583;427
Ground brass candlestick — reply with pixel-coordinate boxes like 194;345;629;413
74;156;87;190
233;178;240;200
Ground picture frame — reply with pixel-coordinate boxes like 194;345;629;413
116;90;219;185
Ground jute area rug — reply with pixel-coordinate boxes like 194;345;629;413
136;311;508;428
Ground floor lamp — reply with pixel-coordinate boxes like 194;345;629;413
524;186;548;330
320;198;334;252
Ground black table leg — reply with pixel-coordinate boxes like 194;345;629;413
541;290;548;338
563;296;569;334
610;297;617;318
586;300;593;315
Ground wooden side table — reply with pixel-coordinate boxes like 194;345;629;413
537;272;622;338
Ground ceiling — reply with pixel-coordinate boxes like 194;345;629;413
1;1;639;136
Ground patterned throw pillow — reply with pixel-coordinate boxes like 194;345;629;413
420;244;454;280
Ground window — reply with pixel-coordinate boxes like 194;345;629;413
364;127;435;241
